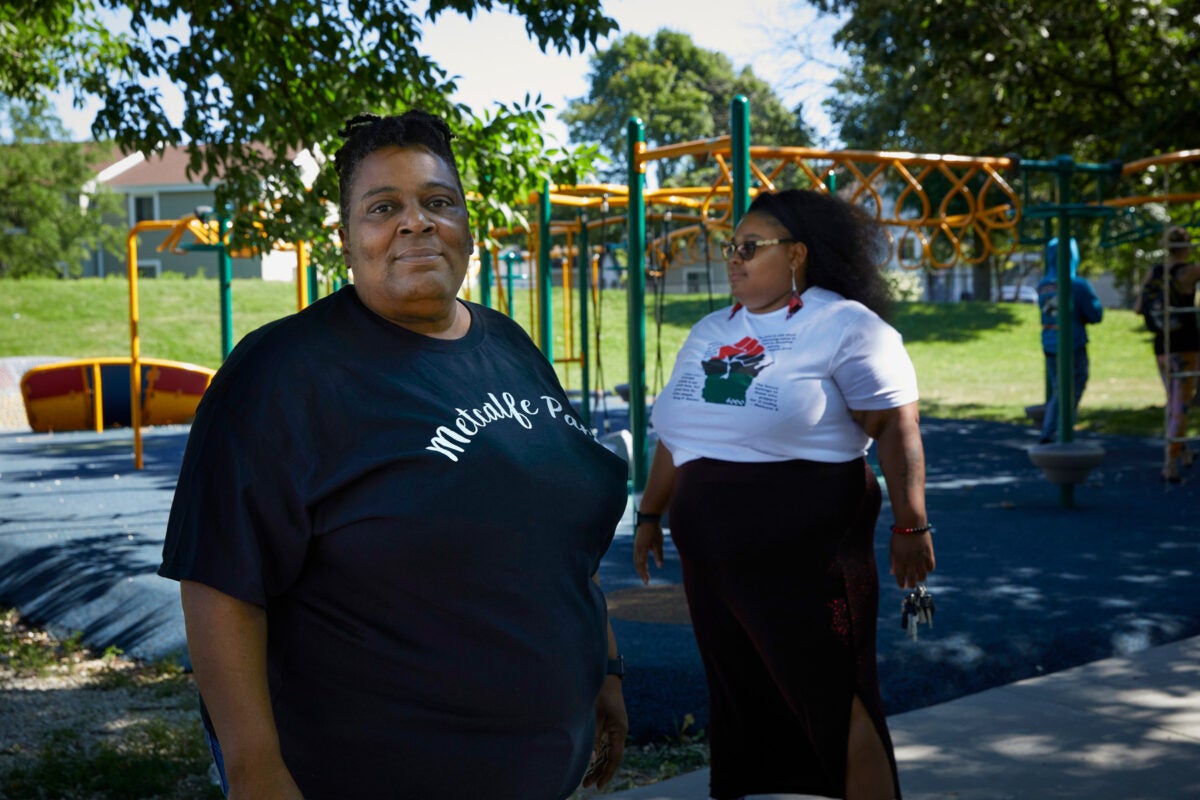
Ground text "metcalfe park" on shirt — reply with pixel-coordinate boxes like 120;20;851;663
426;392;592;462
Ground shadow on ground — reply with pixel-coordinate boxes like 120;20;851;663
2;418;1197;741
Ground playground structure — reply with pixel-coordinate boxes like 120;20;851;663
20;356;214;433
17;212;319;457
19;208;345;467
123;213;311;467
22;98;1193;488
471;98;1199;502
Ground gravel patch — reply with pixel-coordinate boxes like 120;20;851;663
0;357;70;433
0;612;200;778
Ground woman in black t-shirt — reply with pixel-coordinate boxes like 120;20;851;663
160;111;629;799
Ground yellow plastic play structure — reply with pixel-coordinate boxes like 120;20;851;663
21;356;215;433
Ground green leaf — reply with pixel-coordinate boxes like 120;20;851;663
10;0;615;276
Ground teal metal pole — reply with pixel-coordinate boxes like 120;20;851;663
1054;154;1076;508
538;182;553;362
1042;218;1054;407
731;95;751;225
307;264;319;305
218;214;234;360
505;253;515;317
627;117;648;492
577;212;591;430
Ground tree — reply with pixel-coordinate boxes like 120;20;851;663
802;0;1200;162
0;0;125;103
0;100;125;278
2;1;618;275
562;30;815;186
789;1;1200;294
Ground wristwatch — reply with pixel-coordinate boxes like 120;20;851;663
635;511;661;527
606;655;625;678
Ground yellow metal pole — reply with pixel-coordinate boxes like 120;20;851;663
296;241;309;311
90;363;103;432
130;218;193;468
127;228;144;469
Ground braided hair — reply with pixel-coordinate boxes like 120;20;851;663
333;111;465;229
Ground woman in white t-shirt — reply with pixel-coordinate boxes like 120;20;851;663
634;189;935;800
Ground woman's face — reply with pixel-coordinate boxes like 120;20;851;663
726;211;806;314
340;145;473;334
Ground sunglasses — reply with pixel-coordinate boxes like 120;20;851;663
720;238;794;261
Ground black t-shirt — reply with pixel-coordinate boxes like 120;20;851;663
1145;262;1200;355
160;287;628;799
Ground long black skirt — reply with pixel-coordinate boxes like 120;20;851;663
669;456;900;800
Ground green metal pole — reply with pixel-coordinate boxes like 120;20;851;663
505;253;515;318
307;264;319;305
627;117;648;492
731;95;751;225
479;238;493;309
578;212;591;430
538;182;553;362
218;214;234;360
477;176;491;310
1054;154;1076;508
1042;218;1054;407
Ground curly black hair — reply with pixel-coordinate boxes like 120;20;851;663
333;111;465;229
747;189;893;320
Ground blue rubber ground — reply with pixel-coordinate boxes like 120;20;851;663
1;415;1197;741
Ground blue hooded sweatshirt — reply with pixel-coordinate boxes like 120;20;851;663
1037;237;1104;353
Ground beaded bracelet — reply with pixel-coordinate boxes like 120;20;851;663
891;524;933;536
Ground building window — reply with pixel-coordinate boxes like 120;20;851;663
684;269;707;294
133;195;156;222
137;261;161;279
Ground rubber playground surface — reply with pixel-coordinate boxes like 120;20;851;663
1;397;1198;741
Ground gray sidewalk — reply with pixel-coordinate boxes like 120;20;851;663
603;635;1200;800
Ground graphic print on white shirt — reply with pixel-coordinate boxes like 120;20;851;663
672;328;794;411
700;335;769;405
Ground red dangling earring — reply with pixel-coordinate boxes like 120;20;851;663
786;269;803;319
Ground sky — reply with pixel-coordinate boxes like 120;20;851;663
51;0;848;147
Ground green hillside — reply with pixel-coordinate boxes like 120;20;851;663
0;277;1173;438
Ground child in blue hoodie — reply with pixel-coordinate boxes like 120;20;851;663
1037;237;1104;443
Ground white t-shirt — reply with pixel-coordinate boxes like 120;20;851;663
651;286;919;465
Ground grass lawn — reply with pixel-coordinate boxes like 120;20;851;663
895;301;1168;437
0;277;1177;438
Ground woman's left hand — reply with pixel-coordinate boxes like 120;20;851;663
853;402;935;588
582;675;627;789
891;530;935;589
